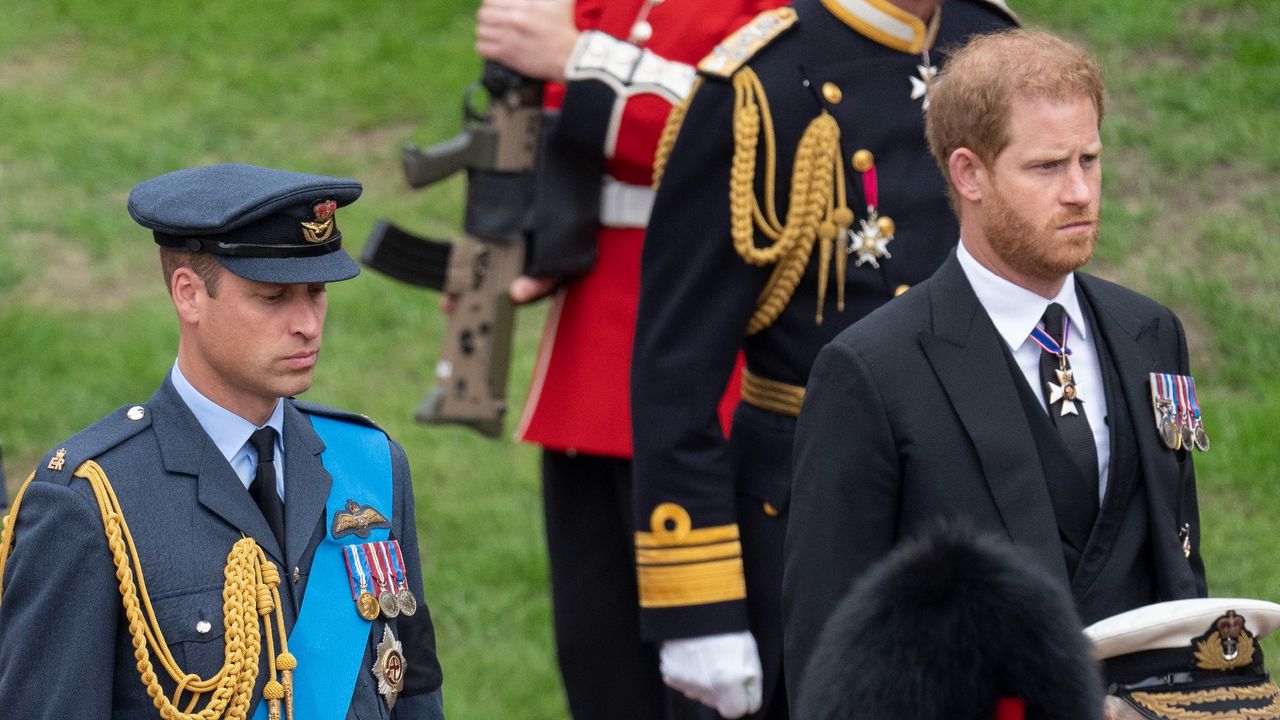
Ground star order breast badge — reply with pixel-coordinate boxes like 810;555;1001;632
372;625;407;710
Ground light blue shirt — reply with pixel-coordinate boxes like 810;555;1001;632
956;240;1111;501
171;362;285;499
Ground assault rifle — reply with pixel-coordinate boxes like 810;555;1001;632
363;62;543;437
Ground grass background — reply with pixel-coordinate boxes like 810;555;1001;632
0;0;1276;717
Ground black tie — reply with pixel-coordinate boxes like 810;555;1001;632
248;427;286;549
1039;303;1100;550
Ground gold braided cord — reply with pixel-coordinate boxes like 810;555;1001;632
747;112;844;335
652;77;703;189
726;66;851;335
0;462;293;720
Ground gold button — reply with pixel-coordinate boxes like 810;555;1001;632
763;502;779;517
878;216;896;237
894;284;911;297
852;149;875;173
821;82;842;104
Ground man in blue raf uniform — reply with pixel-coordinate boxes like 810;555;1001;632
629;0;1016;717
0;164;444;719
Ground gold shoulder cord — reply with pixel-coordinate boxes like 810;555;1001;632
729;67;852;334
0;463;295;720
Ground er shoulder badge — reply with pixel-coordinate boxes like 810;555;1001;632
372;625;407;710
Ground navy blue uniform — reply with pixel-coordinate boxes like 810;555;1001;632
630;0;1016;714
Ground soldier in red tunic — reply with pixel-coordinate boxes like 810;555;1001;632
475;1;782;718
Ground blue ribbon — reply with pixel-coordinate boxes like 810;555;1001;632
252;414;392;720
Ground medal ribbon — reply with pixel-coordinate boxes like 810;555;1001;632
342;545;370;601
863;164;878;210
1028;314;1073;359
376;542;401;593
363;543;381;589
389;540;407;593
1187;376;1203;421
1175;375;1192;425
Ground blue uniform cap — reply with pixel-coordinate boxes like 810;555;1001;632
128;163;363;284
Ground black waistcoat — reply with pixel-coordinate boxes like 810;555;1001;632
999;294;1158;624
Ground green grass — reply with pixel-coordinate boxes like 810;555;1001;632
1;0;1277;716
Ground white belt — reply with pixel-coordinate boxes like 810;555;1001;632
599;176;655;228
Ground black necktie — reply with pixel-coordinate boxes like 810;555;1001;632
1038;303;1100;549
248;427;286;549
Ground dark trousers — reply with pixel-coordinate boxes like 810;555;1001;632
542;450;715;720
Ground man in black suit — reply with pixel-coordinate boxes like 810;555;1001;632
783;28;1208;695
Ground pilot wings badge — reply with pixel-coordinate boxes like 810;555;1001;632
331;499;391;539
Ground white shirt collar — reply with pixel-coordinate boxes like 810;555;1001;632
956;240;1089;352
171;361;285;465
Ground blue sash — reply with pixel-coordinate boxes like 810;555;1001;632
252;414;392;720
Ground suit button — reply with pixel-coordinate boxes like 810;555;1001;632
763;502;779;517
894;284;911;297
821;82;842;104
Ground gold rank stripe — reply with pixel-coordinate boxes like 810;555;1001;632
638;557;748;608
636;539;743;566
635;523;739;549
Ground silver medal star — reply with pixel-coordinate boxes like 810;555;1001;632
1047;368;1082;416
910;64;937;109
848;216;893;269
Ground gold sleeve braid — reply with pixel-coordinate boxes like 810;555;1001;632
0;464;295;720
635;503;746;609
729;67;853;334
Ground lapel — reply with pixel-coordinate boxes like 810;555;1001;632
1075;276;1181;512
917;255;1070;584
282;402;333;578
151;378;285;565
1076;276;1196;596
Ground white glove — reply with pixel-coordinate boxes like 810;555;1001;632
660;631;763;719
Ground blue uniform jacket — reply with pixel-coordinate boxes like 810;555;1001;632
0;378;444;719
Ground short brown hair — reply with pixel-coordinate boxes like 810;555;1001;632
925;29;1104;201
160;248;223;297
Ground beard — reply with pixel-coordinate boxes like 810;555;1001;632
982;184;1098;283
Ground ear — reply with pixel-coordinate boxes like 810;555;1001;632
949;148;987;204
171;267;205;325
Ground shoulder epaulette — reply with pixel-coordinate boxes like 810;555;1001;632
697;7;799;79
965;0;1020;25
293;399;384;432
36;403;153;483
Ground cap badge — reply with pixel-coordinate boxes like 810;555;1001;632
301;199;338;243
331;498;391;539
1193;610;1255;670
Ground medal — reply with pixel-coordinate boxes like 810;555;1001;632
358;592;381;621
1150;373;1209;452
395;588;418;617
1030;316;1083;416
368;544;400;618
372;625;407;710
1185;375;1211;452
845;150;894;268
389;540;418;617
345;545;382;620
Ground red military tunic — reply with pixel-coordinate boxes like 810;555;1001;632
516;0;778;458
